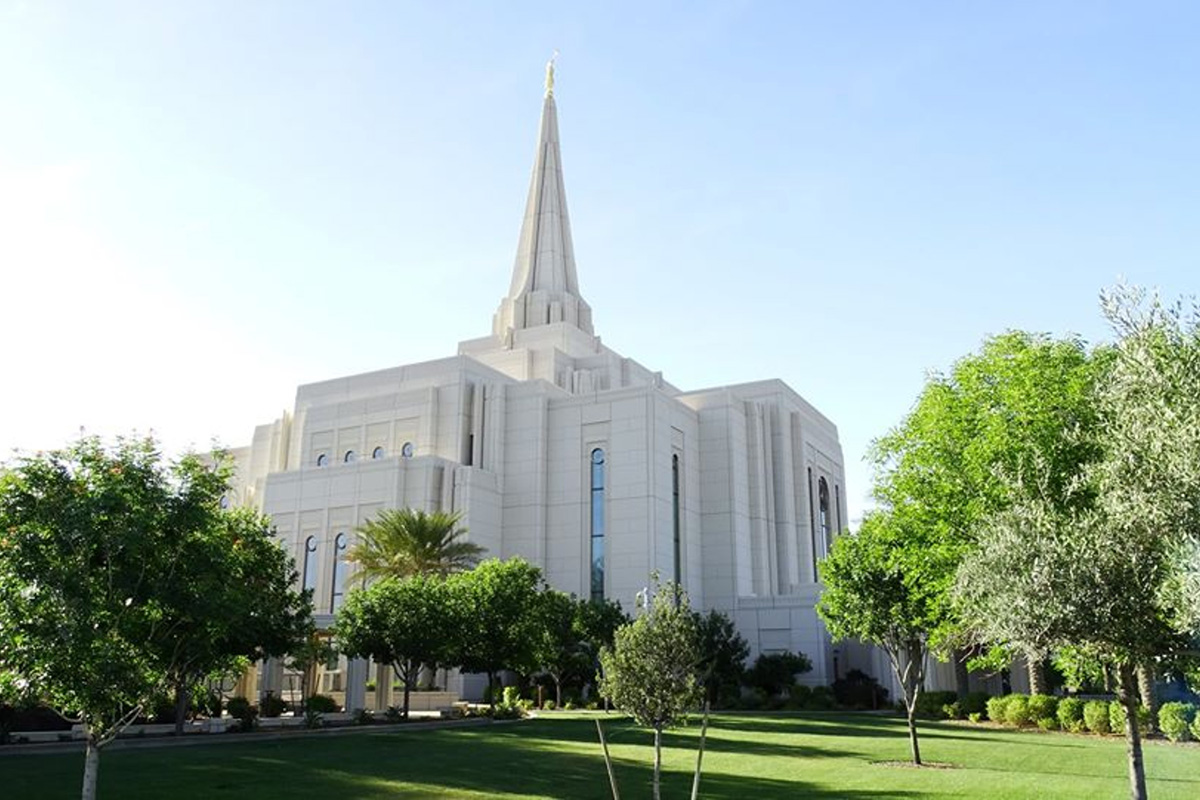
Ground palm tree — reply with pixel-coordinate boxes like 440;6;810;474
346;508;484;581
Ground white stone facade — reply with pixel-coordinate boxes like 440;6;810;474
227;79;849;705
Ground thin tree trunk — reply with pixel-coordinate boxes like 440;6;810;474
173;681;189;736
906;707;922;766
1028;657;1046;696
81;733;100;800
1119;664;1148;800
690;702;710;800
1137;664;1157;735
595;719;620;800
554;676;562;708
488;671;497;710
653;726;662;800
953;649;970;701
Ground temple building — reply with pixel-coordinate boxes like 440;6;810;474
224;66;850;708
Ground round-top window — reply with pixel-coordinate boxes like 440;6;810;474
316;453;329;467
401;442;415;458
344;450;357;463
372;446;385;460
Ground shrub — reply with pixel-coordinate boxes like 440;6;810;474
1084;700;1111;734
226;697;258;732
986;695;1010;723
352;708;373;726
543;699;556;711
914;691;958;719
1027;694;1059;726
961;691;990;718
1003;695;1032;727
1158;702;1195;743
787;684;812;708
304;709;325;729
502;686;522;707
259;693;288;718
831;669;889;710
563;701;576;711
968;712;983;724
942;702;962;720
306;694;339;714
743;652;813;697
1057;697;1086;733
1190;710;1200;741
384;706;404;723
806;686;836;711
1037;717;1059;731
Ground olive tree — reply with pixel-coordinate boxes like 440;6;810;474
598;581;701;800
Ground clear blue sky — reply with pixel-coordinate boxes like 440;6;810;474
2;1;1197;523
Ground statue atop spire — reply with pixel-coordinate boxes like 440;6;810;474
493;58;594;338
544;50;558;98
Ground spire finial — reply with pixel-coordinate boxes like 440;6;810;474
545;50;559;98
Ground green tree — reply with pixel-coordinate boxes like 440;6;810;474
871;331;1108;693
335;575;452;719
0;436;291;800
743;651;811;698
693;609;749;707
599;581;701;800
533;589;585;708
347;508;484;581
153;460;313;734
818;510;955;765
447;558;547;707
574;597;630;702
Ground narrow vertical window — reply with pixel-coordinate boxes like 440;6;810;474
835;484;843;533
672;454;682;588
590;448;606;602
330;532;348;612
808;467;817;580
303;536;318;592
819;477;832;556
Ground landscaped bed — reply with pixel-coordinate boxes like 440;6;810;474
2;712;1198;799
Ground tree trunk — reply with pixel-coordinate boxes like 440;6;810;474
953;649;970;701
81;733;100;800
690;702;710;800
906;707;923;766
173;681;189;736
652;726;662;800
488;671;497;710
1119;664;1148;800
1027;657;1046;696
1137;664;1157;735
554;676;562;708
595;719;620;800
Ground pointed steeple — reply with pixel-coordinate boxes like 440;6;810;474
493;59;594;338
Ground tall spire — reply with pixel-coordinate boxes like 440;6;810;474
493;58;593;338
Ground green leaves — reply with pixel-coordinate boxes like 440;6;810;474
347;509;484;581
598;581;701;731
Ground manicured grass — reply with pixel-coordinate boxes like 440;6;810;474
2;712;1198;799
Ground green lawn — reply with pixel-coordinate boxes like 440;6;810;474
2;712;1198;799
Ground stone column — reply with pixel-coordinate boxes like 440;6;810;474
374;663;392;712
345;658;368;712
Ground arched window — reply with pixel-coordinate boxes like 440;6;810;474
818;477;832;555
303;536;318;592
590;448;606;602
672;454;682;587
401;442;415;458
343;450;357;464
219;495;230;510
316;453;329;467
372;446;385;460
330;532;348;612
